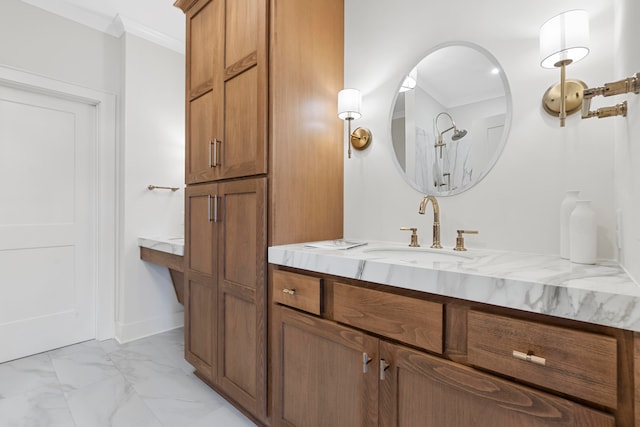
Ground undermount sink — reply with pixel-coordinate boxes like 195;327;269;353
362;247;472;263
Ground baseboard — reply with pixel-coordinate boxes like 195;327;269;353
115;311;184;344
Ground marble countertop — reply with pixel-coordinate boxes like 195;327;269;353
138;236;184;256
268;240;640;332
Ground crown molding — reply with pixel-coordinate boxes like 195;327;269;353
19;0;184;54
112;15;184;54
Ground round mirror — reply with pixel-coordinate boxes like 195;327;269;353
390;42;512;196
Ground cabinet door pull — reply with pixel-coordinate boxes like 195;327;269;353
208;139;215;168
208;195;219;223
362;353;372;374
208;139;221;167
212;138;220;167
281;288;296;296
512;350;546;366
379;359;390;380
212;195;218;223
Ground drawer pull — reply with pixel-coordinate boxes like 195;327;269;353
281;288;296;296
512;350;546;366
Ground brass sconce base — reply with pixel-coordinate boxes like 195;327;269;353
350;127;372;151
542;79;588;117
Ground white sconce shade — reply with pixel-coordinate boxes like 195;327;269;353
337;88;361;120
337;88;372;158
540;10;589;69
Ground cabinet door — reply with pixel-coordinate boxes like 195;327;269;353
378;341;614;427
219;0;268;180
216;177;267;421
272;306;379;427
184;183;219;380
185;0;224;184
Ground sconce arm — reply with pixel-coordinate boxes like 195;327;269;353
582;72;639;120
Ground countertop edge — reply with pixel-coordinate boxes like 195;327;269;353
138;236;184;257
268;243;640;333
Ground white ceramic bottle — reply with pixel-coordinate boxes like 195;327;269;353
569;200;597;264
560;190;580;259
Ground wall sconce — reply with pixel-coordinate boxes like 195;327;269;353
540;10;590;127
434;112;467;158
338;88;372;158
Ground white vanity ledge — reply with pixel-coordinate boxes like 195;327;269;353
268;241;640;333
138;236;184;256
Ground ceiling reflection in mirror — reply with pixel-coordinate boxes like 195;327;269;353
391;42;512;196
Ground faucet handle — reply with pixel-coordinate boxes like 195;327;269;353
400;227;420;247
454;229;478;251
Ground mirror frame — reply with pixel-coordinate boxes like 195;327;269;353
389;41;513;197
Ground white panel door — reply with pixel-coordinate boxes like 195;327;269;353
0;84;96;363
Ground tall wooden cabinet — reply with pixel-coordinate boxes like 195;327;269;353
175;0;344;424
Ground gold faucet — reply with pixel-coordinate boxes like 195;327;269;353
418;196;442;248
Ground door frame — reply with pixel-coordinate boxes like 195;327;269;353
0;64;117;340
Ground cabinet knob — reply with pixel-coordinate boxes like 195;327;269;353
281;288;296;296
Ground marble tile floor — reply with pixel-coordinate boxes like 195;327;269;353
0;328;256;427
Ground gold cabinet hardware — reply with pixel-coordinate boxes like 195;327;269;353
512;350;546;366
281;288;296;296
379;359;390;380
400;227;420;247
362;353;372;374
454;229;478;251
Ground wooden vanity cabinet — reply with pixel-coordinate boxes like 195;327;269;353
271;269;623;427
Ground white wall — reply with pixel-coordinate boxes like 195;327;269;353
1;0;187;342
0;0;121;93
344;1;625;267
615;0;640;282
117;34;185;342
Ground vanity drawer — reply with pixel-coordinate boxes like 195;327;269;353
467;310;617;408
272;270;323;315
333;283;443;354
